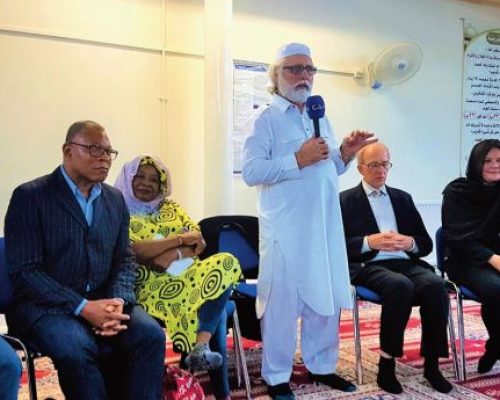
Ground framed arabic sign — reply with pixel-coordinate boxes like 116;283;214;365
462;29;500;173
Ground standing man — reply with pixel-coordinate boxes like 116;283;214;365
4;121;166;400
242;42;374;400
339;142;452;394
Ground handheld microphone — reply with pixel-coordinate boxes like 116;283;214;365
306;95;325;138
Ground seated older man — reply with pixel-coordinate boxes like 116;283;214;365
340;142;452;395
4;121;166;400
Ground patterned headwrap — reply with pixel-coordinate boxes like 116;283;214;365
114;154;172;215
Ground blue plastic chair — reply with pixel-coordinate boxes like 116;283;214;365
218;222;258;298
351;273;460;384
0;237;40;400
199;216;260;340
198;216;258;400
435;227;481;381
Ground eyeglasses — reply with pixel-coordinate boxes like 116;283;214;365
68;142;119;160
364;161;392;170
282;64;318;75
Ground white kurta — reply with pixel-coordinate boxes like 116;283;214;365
241;94;352;319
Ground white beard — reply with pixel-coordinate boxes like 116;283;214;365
278;80;311;104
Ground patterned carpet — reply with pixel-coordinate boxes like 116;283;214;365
17;301;500;399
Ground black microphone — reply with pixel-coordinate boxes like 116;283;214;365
306;95;325;138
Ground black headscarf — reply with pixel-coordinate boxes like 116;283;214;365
442;139;500;241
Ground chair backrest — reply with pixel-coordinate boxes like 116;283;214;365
199;215;259;279
0;237;13;313
435;227;447;277
219;225;258;271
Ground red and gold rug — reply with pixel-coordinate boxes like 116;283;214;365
18;301;500;399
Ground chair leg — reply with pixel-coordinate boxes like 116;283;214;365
351;286;363;385
447;297;461;381
27;352;38;400
2;334;38;400
233;327;242;388
456;291;467;381
232;307;252;400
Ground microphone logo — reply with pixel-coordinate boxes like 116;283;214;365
305;95;326;138
306;95;325;119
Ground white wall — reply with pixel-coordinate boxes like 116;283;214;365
232;0;500;216
0;0;207;230
2;0;500;230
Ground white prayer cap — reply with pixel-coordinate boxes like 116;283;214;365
275;42;311;61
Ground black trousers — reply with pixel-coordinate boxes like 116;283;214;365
449;263;500;355
352;259;449;358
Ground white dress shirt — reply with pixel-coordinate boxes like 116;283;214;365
361;181;417;261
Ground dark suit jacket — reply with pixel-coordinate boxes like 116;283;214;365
340;183;433;280
4;167;136;335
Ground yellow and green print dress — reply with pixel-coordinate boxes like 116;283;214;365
129;200;242;352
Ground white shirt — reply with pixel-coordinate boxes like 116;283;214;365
361;180;417;261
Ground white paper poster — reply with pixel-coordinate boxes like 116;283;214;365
462;29;500;173
232;63;271;173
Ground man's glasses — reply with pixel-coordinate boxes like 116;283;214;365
68;142;119;160
282;64;318;75
364;161;393;170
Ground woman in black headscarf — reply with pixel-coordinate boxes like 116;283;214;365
442;139;500;373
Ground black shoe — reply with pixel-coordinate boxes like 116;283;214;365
478;350;499;373
267;382;296;400
377;357;403;394
424;368;453;393
308;372;356;392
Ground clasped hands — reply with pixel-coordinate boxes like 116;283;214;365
177;230;206;257
295;130;376;169
81;298;129;337
149;231;207;271
368;231;414;252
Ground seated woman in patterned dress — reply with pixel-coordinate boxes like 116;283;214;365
115;155;242;400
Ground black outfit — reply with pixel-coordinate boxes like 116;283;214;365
340;184;449;359
442;177;500;357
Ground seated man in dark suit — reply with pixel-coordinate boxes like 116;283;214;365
4;121;166;400
339;142;452;394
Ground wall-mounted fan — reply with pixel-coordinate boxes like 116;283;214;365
328;42;423;90
365;42;423;89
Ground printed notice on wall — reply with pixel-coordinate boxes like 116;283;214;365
462;30;500;173
233;63;271;173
